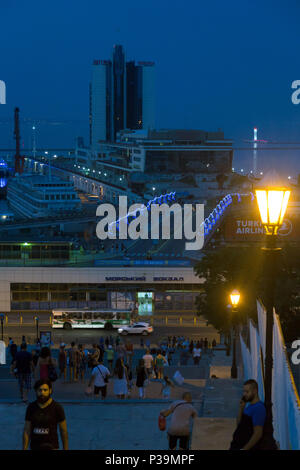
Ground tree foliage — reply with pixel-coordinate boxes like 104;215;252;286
194;244;300;342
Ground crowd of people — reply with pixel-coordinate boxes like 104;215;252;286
6;337;267;451
7;334;216;403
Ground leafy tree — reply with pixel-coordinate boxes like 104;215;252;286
194;244;300;343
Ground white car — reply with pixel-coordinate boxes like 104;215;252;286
118;322;153;336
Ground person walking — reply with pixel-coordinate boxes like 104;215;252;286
192;342;202;365
142;349;154;378
125;364;133;397
35;347;57;382
155;350;168;379
113;358;128;399
160;392;197;450
87;358;110;400
160;376;174;400
125;340;134;369
10;342;34;403
89;344;100;370
82;344;90;380
189;340;194;356
106;345;115;372
23;379;68;450
116;342;127;363
31;350;39;375
136;359;147;399
77;344;86;383
229;379;266;450
167;348;174;366
10;340;18;363
67;342;78;382
58;344;67;382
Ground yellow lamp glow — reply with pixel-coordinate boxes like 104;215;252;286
255;171;291;235
230;290;240;308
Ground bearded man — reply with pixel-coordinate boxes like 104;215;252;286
23;379;68;450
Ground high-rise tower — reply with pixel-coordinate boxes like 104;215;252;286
126;61;155;130
112;45;126;140
90;46;155;147
90;59;112;150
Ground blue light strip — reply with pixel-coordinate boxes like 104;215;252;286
201;193;243;239
107;191;177;235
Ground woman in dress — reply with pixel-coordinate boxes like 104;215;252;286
113;358;128;399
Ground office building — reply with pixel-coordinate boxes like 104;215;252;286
90;45;155;147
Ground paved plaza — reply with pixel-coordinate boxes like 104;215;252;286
0;347;243;450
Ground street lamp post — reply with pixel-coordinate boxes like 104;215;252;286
0;314;4;341
255;171;291;450
230;290;240;379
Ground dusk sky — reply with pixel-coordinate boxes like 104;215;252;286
1;0;300;174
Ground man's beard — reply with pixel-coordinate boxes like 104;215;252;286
37;395;51;403
245;393;255;402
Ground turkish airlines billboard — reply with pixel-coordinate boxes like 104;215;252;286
224;216;300;241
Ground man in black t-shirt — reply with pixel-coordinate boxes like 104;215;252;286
23;379;68;450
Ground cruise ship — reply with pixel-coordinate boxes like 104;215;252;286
7;174;81;218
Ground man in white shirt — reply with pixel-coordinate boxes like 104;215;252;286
142;349;154;377
88;359;110;400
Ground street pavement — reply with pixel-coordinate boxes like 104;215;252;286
0;347;243;450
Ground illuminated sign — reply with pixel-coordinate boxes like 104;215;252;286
105;277;146;281
225;217;299;241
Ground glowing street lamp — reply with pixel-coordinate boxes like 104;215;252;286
230;290;240;309
229;290;240;379
255;174;290;236
255;170;291;449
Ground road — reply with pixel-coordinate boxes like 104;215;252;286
1;323;219;347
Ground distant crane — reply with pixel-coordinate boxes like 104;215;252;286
14;107;25;175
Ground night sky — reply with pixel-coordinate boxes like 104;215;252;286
0;0;300;175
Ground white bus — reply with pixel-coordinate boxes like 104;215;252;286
51;308;134;330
